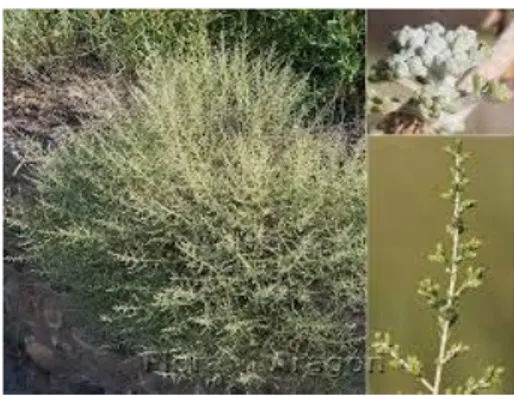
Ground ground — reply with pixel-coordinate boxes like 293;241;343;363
3;66;131;394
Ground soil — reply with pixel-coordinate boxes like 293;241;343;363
4;65;131;186
3;65;132;394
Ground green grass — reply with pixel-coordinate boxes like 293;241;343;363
3;9;364;121
8;46;367;393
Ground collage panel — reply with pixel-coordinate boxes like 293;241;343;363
3;9;367;394
367;10;514;136
367;136;514;394
365;9;514;395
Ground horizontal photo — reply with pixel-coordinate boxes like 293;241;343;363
367;10;514;135
3;9;367;394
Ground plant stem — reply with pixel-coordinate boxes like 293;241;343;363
432;155;462;394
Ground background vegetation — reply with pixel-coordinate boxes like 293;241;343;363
9;45;367;393
3;9;365;121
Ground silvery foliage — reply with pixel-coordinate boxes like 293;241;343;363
390;23;488;82
370;22;511;134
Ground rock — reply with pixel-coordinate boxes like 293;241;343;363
24;335;59;372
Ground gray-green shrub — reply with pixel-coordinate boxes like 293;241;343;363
3;9;212;73
3;9;364;122
10;47;366;393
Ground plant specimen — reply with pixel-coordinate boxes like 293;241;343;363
371;139;504;394
8;47;366;393
368;22;512;134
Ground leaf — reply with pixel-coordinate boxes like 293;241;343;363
441;342;470;364
428;243;446;264
461;199;477;211
405;355;423;377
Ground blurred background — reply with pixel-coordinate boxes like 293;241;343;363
368;136;514;393
367;10;514;135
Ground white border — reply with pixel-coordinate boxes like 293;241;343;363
1;3;514;9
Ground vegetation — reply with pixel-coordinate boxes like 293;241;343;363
3;9;364;121
367;22;512;135
9;46;367;393
371;139;503;394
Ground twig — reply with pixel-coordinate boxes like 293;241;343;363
432;147;463;394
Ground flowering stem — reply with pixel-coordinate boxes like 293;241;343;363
433;155;462;394
371;139;504;394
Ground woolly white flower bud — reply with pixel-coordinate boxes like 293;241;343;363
407;28;427;49
388;54;410;78
452;32;476;52
407;56;428;78
424;22;445;37
394;25;414;48
446;50;471;76
425;34;448;55
445;30;457;46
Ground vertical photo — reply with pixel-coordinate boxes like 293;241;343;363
367;136;514;394
367;10;514;135
3;10;367;394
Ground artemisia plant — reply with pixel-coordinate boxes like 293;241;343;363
371;139;504;394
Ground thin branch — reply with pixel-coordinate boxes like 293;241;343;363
432;153;463;394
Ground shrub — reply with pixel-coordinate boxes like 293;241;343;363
3;9;212;73
209;10;366;120
3;9;364;122
10;47;366;393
